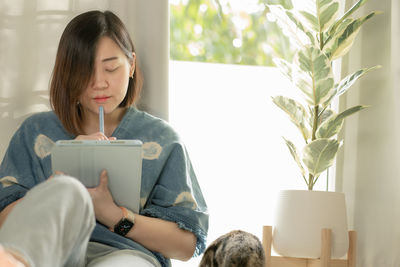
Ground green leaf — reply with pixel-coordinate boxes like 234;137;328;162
322;65;381;107
293;45;335;105
308;107;333;131
285;11;316;45
266;0;294;9
299;11;318;32
316;105;367;138
272;96;310;140
326;0;369;38
335;65;381;97
325;11;380;60
319;108;334;124
284;138;308;183
266;4;315;47
295;0;340;32
302;138;341;176
273;58;293;82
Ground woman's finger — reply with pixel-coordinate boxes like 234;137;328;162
75;132;114;141
99;169;109;189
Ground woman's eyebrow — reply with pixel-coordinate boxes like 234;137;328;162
101;56;118;62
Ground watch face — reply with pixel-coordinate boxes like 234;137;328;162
114;218;134;236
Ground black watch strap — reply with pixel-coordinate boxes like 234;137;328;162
111;207;135;236
114;218;134;236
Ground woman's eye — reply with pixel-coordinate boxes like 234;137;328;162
106;66;119;72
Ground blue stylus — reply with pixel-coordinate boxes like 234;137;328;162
99;106;104;134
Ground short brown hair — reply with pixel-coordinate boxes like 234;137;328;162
50;10;143;136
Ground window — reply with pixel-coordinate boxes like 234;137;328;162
169;1;330;265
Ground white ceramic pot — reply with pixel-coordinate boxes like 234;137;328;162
272;190;348;259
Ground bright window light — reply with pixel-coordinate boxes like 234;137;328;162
169;60;329;266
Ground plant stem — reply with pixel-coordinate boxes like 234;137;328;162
319;32;324;50
309;104;320;190
312;105;319;140
308;31;324;191
308;173;314;190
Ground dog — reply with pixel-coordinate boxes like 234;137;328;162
199;230;265;267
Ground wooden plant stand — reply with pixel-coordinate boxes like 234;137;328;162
262;226;357;267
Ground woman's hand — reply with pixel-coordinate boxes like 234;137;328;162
0;246;28;267
87;173;197;260
87;170;122;228
75;132;117;141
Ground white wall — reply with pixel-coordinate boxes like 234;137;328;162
0;0;169;159
130;1;170;121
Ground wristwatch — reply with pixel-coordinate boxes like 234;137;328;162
112;207;135;236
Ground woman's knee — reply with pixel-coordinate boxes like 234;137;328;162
46;176;94;214
51;175;87;194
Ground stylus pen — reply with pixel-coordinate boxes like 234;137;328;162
99;106;104;134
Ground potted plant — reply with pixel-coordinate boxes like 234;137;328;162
266;0;380;259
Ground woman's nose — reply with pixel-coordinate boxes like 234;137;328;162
91;71;108;89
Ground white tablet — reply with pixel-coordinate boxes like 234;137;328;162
51;140;142;213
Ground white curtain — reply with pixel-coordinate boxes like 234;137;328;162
336;0;400;266
0;0;169;159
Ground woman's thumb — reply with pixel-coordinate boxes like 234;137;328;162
100;169;109;188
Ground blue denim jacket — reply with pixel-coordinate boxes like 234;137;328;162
0;107;209;267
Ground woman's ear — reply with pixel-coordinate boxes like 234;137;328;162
129;52;136;77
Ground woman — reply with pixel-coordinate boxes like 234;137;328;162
0;10;208;267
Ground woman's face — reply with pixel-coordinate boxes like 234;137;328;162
79;36;135;118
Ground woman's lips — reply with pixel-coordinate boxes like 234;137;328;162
93;96;110;103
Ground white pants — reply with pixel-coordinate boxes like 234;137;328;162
86;241;161;267
86;244;158;267
0;176;159;267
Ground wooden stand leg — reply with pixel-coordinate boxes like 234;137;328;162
347;231;357;267
321;228;332;267
262;226;356;267
263;226;272;267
